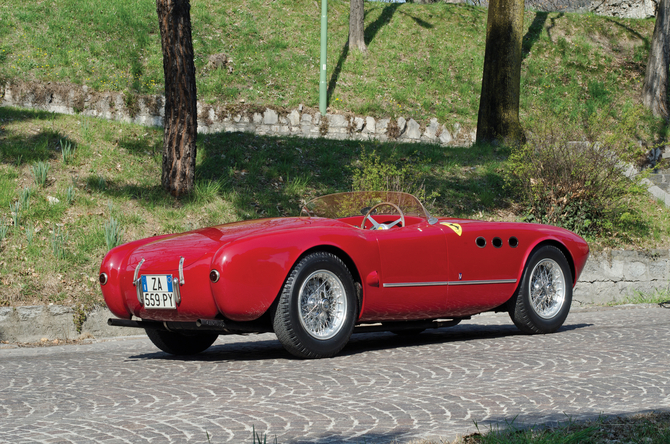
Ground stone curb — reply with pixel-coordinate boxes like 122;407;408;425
623;163;670;208
0;305;130;343
1;250;667;343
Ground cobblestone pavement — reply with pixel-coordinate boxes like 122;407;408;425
0;305;668;444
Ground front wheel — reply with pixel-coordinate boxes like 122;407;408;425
273;252;358;359
508;245;572;334
145;328;218;355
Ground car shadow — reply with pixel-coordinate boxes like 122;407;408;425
127;322;592;362
340;322;591;357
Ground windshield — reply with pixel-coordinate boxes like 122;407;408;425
302;191;433;221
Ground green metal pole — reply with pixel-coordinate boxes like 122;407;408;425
319;0;328;115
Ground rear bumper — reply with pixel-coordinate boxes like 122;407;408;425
108;317;274;334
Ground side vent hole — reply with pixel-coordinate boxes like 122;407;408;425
476;237;486;248
492;237;503;248
509;237;519;248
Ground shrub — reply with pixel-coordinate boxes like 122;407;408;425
19;187;31;210
32;161;50;187
351;148;438;204
0;221;8;242
104;217;124;250
505;116;641;237
9;201;20;228
66;185;76;205
26;222;34;246
51;224;68;259
60;139;75;164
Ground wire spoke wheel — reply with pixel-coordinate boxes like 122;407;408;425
298;270;347;340
273;251;357;359
529;258;566;319
509;245;573;334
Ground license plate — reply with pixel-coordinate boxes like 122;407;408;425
141;275;177;309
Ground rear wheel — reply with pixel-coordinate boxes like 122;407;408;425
145;328;218;355
273;252;357;359
508;245;572;334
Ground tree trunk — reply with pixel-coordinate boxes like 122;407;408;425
643;0;670;120
156;0;198;197
476;0;525;145
349;0;367;52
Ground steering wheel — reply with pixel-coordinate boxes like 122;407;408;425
361;202;406;230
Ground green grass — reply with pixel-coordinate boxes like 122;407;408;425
609;287;670;305
0;0;663;139
451;412;670;444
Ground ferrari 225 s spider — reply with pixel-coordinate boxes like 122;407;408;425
100;191;589;359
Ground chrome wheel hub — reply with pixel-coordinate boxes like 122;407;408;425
529;258;566;319
298;270;347;340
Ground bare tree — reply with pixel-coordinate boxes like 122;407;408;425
476;0;526;144
643;0;670;119
156;0;198;196
349;0;367;52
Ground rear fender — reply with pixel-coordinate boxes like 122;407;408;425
210;228;375;322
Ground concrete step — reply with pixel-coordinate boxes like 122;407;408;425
649;173;670;194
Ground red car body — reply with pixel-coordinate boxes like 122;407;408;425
100;192;589;358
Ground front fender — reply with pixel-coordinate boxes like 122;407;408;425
515;226;589;287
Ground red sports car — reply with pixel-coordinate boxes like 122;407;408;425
100;191;589;359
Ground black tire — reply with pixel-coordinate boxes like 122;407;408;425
145;328;218;355
273;252;357;359
508;245;573;334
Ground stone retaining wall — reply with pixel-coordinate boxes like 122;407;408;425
0;250;666;343
573;249;669;305
1;80;475;146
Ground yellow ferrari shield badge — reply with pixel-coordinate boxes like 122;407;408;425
441;222;462;236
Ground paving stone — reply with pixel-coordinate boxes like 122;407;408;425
0;306;668;443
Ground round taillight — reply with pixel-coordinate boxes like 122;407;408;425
209;270;220;283
99;273;108;285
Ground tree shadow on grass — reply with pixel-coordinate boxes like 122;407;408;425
523;12;550;60
0;107;75;166
364;2;401;47
604;17;650;46
396;9;435;29
327;2;402;106
191;131;513;221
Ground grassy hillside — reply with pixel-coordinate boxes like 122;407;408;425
0;0;660;136
0;1;669;308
